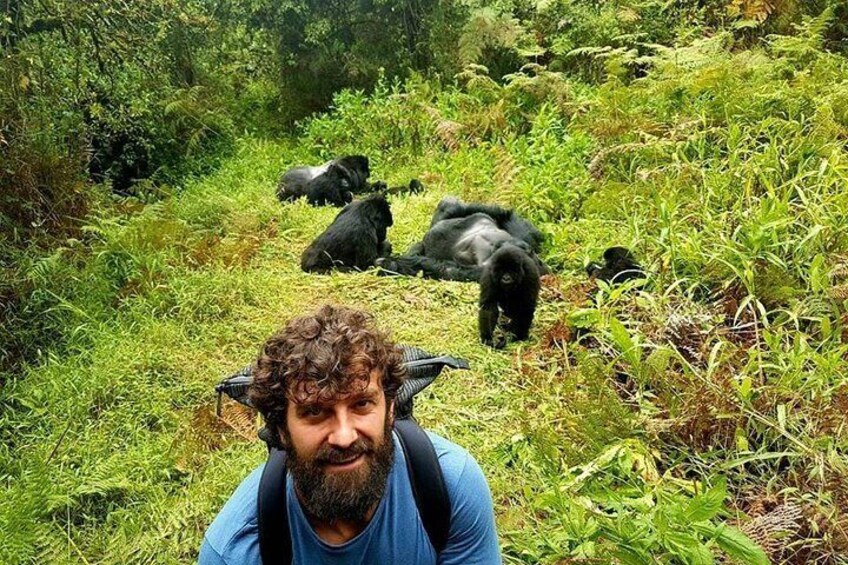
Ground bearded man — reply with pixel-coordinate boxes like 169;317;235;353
199;304;501;564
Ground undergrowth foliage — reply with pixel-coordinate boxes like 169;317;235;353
3;7;848;565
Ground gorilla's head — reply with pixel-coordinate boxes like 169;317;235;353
489;242;534;290
359;193;393;234
335;156;370;190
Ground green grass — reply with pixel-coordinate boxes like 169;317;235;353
3;24;848;564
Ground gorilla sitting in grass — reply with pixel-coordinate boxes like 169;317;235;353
586;247;645;284
301;194;394;273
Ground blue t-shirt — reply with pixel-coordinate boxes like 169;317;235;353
199;431;501;564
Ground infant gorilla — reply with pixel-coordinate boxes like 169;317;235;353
586;247;645;284
301;194;393;273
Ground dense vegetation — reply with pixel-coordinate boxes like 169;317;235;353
3;1;848;563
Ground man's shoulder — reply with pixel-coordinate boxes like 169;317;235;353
421;429;501;564
423;430;486;495
200;464;264;563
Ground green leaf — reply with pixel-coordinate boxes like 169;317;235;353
692;522;770;565
665;531;715;565
735;427;750;452
720;451;799;471
809;253;827;292
737;376;752;401
609;317;639;367
568;308;601;329
684;477;726;523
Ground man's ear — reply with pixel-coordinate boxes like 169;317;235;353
387;399;396;427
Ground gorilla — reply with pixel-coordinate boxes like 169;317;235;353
369;179;425;197
301;194;394;273
428;196;544;252
586;247;645;284
378;196;546;282
479;241;541;348
277;155;371;207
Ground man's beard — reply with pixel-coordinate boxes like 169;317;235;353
285;420;395;524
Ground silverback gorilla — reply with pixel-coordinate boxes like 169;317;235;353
378;197;546;347
277;155;370;207
301;194;393;273
378;196;546;281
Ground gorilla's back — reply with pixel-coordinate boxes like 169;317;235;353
277;162;332;198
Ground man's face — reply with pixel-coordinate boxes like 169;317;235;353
282;370;395;523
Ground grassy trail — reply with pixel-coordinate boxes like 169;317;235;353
1;138;625;563
6;40;848;558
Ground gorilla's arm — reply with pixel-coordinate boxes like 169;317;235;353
478;280;502;348
503;215;545;253
431;199;513;226
377;256;481;282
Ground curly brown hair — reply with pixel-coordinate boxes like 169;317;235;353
249;304;406;427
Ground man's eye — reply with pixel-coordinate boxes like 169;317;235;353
302;406;323;417
354;399;374;409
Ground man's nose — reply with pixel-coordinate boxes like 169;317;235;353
327;411;358;448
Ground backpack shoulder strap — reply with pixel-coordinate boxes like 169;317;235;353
258;447;292;565
394;419;452;554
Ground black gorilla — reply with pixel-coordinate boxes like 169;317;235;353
277;155;371;207
378;196;546;281
479;241;541;348
301;194;394;273
586;247;645;284
369;179;424;197
428;196;544;252
303;164;354;207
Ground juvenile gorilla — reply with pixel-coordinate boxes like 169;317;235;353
301;194;393;273
378;197;546;281
586;247;645;284
277;155;370;207
479;241;541;349
368;179;424;197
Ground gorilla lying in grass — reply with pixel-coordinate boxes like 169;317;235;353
378;197;546;347
301;194;394;273
378;196;546;281
277;155;371;207
277;156;424;207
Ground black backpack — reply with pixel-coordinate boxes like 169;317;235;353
215;346;470;564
